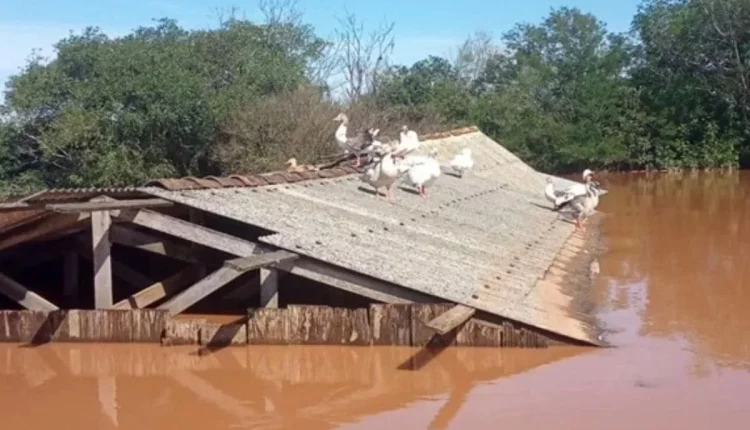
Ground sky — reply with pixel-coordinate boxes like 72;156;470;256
0;0;643;103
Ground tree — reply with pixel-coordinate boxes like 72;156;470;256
0;13;327;189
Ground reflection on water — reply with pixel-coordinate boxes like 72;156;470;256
3;171;750;429
0;343;586;429
598;171;750;371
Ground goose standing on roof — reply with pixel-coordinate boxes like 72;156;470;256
361;143;400;201
448;148;474;178
333;113;376;168
550;168;596;210
400;149;441;199
544;177;569;209
393;125;420;158
555;180;602;230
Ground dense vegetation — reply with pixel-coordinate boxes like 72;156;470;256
1;0;749;195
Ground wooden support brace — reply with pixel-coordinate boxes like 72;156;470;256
110;208;259;257
260;268;279;308
47;198;172;213
157;251;297;316
91;200;113;308
109;225;196;262
111;267;200;310
425;304;476;335
0;272;58;311
285;259;435;304
156;267;245;316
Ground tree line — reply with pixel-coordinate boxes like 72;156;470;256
1;0;748;195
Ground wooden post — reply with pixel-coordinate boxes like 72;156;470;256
189;209;207;279
91;199;113;308
63;251;79;306
260;268;279;308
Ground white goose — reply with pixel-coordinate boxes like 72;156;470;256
399;150;441;199
555;180;602;230
360;143;400;200
448;148;474;178
544;177;568;209
551;168;595;210
393;125;420;158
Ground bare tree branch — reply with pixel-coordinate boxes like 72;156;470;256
331;11;395;103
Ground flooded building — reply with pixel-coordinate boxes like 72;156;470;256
0;126;602;348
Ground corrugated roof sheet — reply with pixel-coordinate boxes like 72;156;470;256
143;128;597;344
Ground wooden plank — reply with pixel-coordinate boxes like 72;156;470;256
411;303;456;347
288;259;434;304
156;267;245;316
0;272;58;311
130;309;169;342
0;213;89;251
0;310;50;342
425;304;476;335
91;202;113;308
247;308;288;345
259;268;279;308
110;208;259;257
109;225;196;262
161;318;206;345
63;251;79;304
47;198;172;213
188;209;207;278
369;304;411;345
225;250;298;272
111;267;200;310
455;319;504;347
286;305;372;345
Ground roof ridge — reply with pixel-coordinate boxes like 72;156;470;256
144;125;481;191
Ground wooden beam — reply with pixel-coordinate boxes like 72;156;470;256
260;268;279;308
425;304;476;335
224;250;298;272
157;252;295;315
156;267;245;316
0;213;89;251
47;198;173;213
0;272;58;311
286;258;435;304
188;209;207;278
91;201;113;308
109;225;196;262
63;251;79;304
111;267;200;310
110;208;259;257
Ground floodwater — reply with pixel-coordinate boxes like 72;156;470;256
1;171;750;429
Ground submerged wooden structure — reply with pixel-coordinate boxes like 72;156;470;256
0;126;603;348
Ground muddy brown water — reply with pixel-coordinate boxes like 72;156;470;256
1;171;750;429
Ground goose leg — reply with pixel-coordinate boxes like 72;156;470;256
354;155;361;168
387;184;395;201
419;185;427;199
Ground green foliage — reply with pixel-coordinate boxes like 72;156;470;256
1;1;749;194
